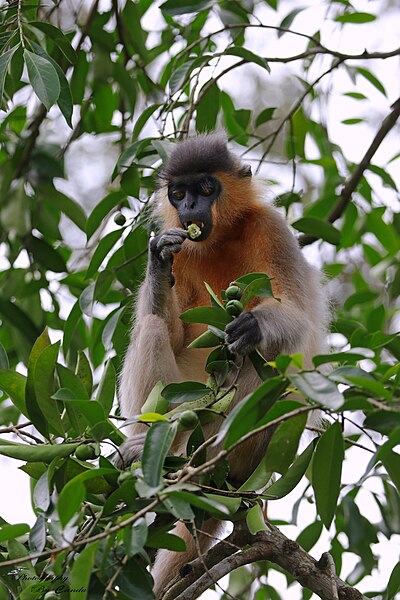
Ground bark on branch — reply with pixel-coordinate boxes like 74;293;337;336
299;96;400;247
163;523;369;600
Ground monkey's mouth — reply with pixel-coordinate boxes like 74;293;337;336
183;220;210;241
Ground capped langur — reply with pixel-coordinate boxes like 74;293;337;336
118;133;326;598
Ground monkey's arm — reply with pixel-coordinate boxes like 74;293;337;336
117;229;188;461
136;228;188;344
225;299;309;359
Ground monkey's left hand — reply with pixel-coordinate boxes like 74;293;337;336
225;312;262;355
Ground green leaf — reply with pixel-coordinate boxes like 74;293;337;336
30;235;67;273
0;370;27;416
165;491;230;517
57;479;85;527
123;518;148;557
160;0;214;16
86;228;122;278
263;412;307;474
86;190;125;240
24;49;60;110
342;118;363;125
240;275;274;306
278;7;305;37
264;441;314;499
343;92;367;100
142;421;178;488
188;329;222;348
204;282;224;308
0;46;19;106
70;542;99;600
146;532;186;551
29;41;73;127
292;217;341;245
170;59;196;95
368;164;397;191
0;298;40;345
356;67;386;96
29;21;77;64
219;377;288;448
336;12;376;24
225;47;270;73
0;442;79;462
196;81;220;132
162;381;212;404
246;504;269;534
387;561;400;600
132;105;161;140
180;306;232;329
312;422;344;528
290;372;344;410
76;351;93;397
0;524;30;543
26;329;51;433
96;359;116;415
34;342;64;436
255;107;276;127
41;186;86;231
141;381;169;415
296;521;323;552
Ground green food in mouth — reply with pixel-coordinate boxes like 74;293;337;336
186;223;202;239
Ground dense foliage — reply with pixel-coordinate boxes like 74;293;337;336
0;0;399;598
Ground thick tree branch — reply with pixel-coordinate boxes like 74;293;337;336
163;524;369;600
299;96;400;247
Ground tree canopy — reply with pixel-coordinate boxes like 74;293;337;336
0;0;399;599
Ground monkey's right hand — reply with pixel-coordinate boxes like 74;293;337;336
113;433;147;469
149;228;188;277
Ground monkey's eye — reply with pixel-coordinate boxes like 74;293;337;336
200;182;215;196
172;190;185;201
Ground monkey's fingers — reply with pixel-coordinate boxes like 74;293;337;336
225;312;262;355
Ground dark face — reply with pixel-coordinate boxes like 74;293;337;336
167;174;221;241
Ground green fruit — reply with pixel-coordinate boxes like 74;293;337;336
178;410;199;430
187;223;202;239
225;285;243;300
75;443;99;461
225;300;244;316
114;213;126;226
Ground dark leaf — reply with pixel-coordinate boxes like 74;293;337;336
312;422;344;528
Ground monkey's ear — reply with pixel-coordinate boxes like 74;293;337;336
238;164;252;178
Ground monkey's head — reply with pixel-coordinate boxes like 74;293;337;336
156;133;253;243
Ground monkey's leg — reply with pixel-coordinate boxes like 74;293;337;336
117;314;184;467
152;519;221;600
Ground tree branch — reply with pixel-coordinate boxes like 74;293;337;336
299;96;400;247
163;524;369;600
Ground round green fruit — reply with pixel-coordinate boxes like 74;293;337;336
225;285;243;300
186;223;202;239
225;300;244;317
178;410;199;429
114;213;126;226
75;443;99;461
